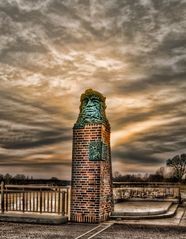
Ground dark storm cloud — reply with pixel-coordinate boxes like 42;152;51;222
0;0;185;178
1;129;71;150
114;72;186;96
0;160;71;168
0;86;72;153
0;88;60;116
112;98;186;129
112;117;186;173
136;121;186;153
112;147;162;165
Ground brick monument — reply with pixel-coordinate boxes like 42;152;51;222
71;89;113;223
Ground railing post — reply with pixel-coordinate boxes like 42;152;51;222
66;188;69;215
68;187;71;217
1;181;4;214
5;186;8;211
40;189;42;214
58;188;61;214
62;191;65;216
22;189;25;213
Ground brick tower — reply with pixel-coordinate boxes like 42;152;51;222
71;89;113;223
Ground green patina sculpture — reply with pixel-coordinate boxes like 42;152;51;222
74;89;109;128
75;89;110;161
89;141;102;161
89;141;109;161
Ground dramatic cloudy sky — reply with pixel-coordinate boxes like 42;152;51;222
0;0;185;179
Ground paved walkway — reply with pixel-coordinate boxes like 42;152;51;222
0;222;95;239
0;202;186;238
0;221;186;239
95;224;186;239
0;208;186;239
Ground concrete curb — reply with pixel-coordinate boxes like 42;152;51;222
0;213;68;224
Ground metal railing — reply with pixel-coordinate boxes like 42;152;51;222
0;182;70;216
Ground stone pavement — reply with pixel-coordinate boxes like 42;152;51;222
96;224;186;239
0;208;186;239
0;222;96;239
0;221;186;239
0;202;186;238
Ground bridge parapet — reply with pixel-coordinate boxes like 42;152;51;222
113;182;181;202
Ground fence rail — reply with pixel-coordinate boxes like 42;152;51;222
0;182;70;216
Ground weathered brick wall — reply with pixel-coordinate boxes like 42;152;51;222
71;123;113;223
100;125;113;221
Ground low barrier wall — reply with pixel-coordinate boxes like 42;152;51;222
113;182;181;201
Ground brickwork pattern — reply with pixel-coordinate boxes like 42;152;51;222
71;123;113;223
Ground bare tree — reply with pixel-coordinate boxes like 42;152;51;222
156;167;165;177
166;154;186;181
4;173;12;184
113;171;121;178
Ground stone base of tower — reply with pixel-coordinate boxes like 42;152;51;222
70;124;113;223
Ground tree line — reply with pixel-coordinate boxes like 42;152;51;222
113;154;186;183
1;154;185;184
0;174;70;186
